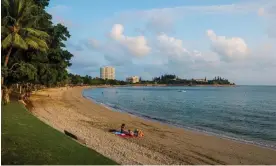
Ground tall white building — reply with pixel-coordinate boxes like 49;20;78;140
100;66;115;80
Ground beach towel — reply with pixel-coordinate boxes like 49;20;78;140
112;131;135;138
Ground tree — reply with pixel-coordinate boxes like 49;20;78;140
34;24;73;86
1;0;74;104
2;0;49;72
1;0;50;104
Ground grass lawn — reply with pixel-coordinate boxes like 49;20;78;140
1;102;118;165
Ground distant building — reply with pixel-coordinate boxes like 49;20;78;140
126;76;140;83
194;77;207;82
100;66;115;80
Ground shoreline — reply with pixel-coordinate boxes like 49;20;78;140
83;89;275;151
30;86;276;164
104;84;236;87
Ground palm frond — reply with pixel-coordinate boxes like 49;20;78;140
17;1;38;23
21;16;38;28
13;33;28;49
1;34;12;49
39;48;47;52
23;28;49;38
27;36;48;51
17;0;26;17
25;36;39;49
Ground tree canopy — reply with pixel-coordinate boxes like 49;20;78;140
1;0;73;88
1;0;74;103
68;74;127;86
152;74;232;85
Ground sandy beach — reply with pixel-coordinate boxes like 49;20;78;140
29;87;276;165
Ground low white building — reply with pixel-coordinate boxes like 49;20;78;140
126;76;140;83
194;77;207;82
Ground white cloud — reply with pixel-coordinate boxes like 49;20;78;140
206;30;249;61
81;36;133;66
110;24;151;56
157;33;190;57
156;33;219;64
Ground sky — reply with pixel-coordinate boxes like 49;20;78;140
47;0;276;85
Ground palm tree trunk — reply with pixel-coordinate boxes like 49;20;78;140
1;46;13;85
4;46;12;67
2;46;13;104
3;87;10;105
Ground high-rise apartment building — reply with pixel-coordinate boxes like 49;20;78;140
100;66;115;80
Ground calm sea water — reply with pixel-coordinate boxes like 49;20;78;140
83;86;276;149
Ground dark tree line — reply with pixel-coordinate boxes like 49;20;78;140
208;76;231;85
153;74;177;84
151;74;233;85
68;74;127;86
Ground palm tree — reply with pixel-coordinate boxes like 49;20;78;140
1;0;49;103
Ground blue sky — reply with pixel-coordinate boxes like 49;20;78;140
47;0;276;85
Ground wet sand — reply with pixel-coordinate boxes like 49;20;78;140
29;86;276;165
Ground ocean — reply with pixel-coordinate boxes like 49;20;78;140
83;86;276;149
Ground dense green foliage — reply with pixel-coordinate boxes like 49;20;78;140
153;74;177;84
152;74;232;85
68;73;233;86
68;74;127;86
2;102;117;165
207;76;231;85
1;0;73;88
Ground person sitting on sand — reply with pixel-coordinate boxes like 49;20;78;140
121;123;127;134
138;130;144;137
134;129;144;137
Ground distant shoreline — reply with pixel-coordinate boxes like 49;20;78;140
129;84;235;87
97;84;236;87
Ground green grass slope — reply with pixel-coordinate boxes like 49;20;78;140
1;102;117;165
